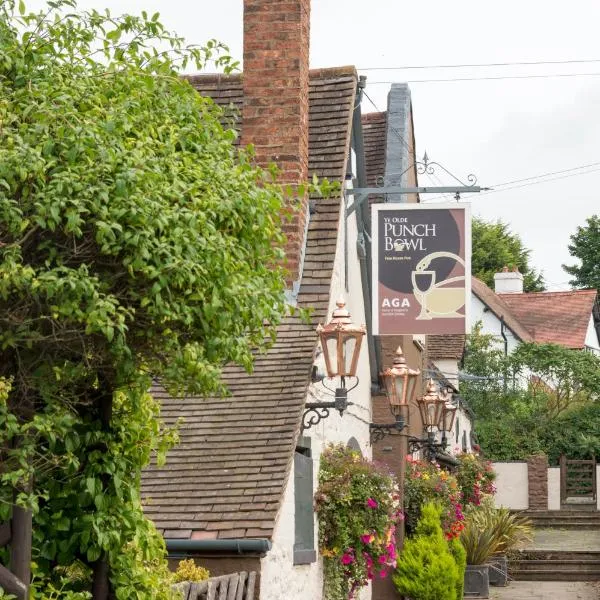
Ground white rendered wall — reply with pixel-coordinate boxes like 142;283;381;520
492;462;528;510
434;358;459;390
585;315;600;353
548;467;561;510
470;294;521;355
260;192;372;600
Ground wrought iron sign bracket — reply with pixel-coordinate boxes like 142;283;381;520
346;185;489;218
369;415;407;444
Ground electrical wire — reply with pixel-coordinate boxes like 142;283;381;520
367;72;600;84
423;164;600;202
358;58;600;71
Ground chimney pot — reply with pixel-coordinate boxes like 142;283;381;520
494;268;524;294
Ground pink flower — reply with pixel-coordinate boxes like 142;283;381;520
379;569;387;578
360;533;374;544
341;552;354;565
367;498;378;509
378;555;387;564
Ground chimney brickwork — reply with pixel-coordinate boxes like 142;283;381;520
242;0;310;290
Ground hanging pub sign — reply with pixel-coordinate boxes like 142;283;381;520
372;203;471;335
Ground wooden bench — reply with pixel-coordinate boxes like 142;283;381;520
173;571;257;600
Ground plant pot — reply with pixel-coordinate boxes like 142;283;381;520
488;553;508;586
464;564;490;598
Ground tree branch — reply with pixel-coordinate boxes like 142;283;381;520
0;563;26;600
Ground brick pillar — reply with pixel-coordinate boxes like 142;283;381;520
527;454;548;510
242;0;310;290
372;394;404;600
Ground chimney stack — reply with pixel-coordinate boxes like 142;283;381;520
242;0;310;294
494;265;524;294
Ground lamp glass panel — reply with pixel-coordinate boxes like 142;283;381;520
325;335;338;377
406;376;417;405
426;402;437;428
342;336;357;376
393;376;406;406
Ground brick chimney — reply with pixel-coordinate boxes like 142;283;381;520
494;265;524;294
242;0;310;296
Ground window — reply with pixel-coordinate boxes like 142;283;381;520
294;438;316;565
455;417;460;444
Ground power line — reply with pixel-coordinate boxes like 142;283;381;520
359;58;600;71
368;72;600;84
424;165;600;202
487;161;600;189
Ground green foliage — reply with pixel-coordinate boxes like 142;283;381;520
461;326;600;461
563;214;600;293
403;457;464;539
459;510;500;565
472;217;545;292
448;537;466;600
539;402;600;463
479;506;533;554
314;445;402;600
0;0;295;596
393;503;460;600
172;559;210;584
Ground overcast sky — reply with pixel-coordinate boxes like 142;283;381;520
27;0;600;290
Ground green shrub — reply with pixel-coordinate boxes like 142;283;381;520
448;537;466;600
172;559;210;583
393;503;460;600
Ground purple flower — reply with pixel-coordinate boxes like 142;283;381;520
367;498;378;509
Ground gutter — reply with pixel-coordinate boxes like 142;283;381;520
352;74;382;388
165;538;272;558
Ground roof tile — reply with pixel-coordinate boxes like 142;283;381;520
141;68;354;540
499;289;598;348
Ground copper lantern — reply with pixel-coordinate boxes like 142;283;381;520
417;379;445;430
316;298;366;379
381;346;421;417
440;390;458;433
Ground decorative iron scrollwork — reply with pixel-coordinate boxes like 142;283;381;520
302;404;332;432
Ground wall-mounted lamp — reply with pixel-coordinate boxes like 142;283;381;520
302;299;366;432
370;346;420;443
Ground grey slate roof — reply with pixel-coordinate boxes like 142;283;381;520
141;68;357;541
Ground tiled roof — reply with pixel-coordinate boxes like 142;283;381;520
141;68;356;540
362;112;387;188
499;289;598;349
471;278;533;342
428;335;466;360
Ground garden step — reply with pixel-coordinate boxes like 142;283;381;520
527;521;600;529
512;559;600;572
509;548;600;581
514;550;600;562
509;569;600;582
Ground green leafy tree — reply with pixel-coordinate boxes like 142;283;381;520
0;1;294;597
563;214;600;294
461;327;600;461
472;217;545;292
